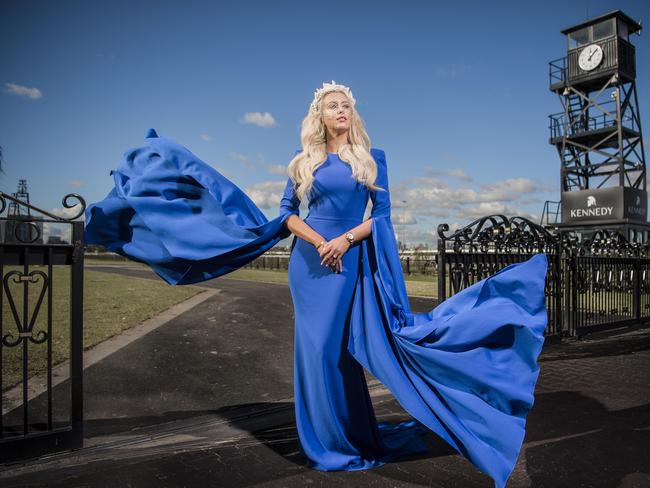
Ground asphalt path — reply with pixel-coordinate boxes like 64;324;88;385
1;264;648;487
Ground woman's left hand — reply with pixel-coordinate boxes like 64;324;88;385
319;236;350;273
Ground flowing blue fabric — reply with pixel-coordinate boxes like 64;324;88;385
85;129;548;488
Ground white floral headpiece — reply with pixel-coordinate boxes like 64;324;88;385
310;80;356;114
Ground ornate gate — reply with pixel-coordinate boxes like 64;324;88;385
437;215;563;336
0;190;85;462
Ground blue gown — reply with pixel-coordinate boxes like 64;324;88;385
85;129;548;488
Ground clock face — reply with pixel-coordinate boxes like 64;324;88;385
578;44;603;71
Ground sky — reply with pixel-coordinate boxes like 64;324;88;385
1;0;649;247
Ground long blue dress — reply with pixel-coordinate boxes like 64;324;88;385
85;129;548;488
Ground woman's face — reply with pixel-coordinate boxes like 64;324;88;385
321;91;352;136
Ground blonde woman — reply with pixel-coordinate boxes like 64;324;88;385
86;81;548;488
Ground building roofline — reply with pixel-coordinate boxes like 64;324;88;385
560;9;642;36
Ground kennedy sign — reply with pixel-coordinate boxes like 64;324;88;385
562;187;648;224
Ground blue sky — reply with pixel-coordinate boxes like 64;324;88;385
1;0;648;246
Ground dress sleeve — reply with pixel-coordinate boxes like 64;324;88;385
370;149;391;220
280;149;302;218
279;176;301;217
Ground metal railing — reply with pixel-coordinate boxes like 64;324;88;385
549;57;567;87
549;99;636;140
437;215;650;337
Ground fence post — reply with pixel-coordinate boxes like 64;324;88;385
553;241;562;336
568;251;578;336
437;238;446;301
70;221;85;443
634;252;641;321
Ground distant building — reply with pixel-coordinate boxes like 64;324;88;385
3;179;44;244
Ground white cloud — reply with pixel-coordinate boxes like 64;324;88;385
230;152;257;170
243;112;277;128
243;181;288;209
414;208;449;218
384;168;550;248
456;202;538;222
230;151;289;175
478;178;538;202
392;226;437;248
5;82;43;100
67;180;84;188
42;205;85;244
446;169;472;181
437;222;464;238
267;164;287;175
200;133;212;141
392;211;418;225
424;167;472;182
50;205;85;221
394;176;543;212
230;152;250;163
394;183;479;209
518;197;544;205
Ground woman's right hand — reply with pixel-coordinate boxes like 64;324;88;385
317;240;343;273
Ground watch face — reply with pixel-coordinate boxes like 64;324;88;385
578;44;603;71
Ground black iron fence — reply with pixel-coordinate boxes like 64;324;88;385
437;215;650;337
561;231;650;334
0;191;85;463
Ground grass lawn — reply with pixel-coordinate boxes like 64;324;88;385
84;257;145;266
223;267;438;298
2;267;202;392
84;255;438;296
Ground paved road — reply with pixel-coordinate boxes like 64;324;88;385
0;265;648;487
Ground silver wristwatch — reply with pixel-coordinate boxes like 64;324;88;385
345;232;355;246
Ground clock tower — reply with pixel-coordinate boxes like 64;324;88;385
544;10;647;241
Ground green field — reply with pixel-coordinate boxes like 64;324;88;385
2;267;202;392
86;254;439;297
222;267;438;298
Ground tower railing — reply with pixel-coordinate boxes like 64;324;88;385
549;57;567;87
541;200;561;226
548;99;636;140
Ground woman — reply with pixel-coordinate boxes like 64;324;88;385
85;81;548;488
285;84;432;471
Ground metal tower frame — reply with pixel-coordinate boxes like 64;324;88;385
549;72;646;192
543;10;648;241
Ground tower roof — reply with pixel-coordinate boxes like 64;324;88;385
560;9;642;36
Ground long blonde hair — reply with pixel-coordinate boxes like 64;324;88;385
287;90;385;202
